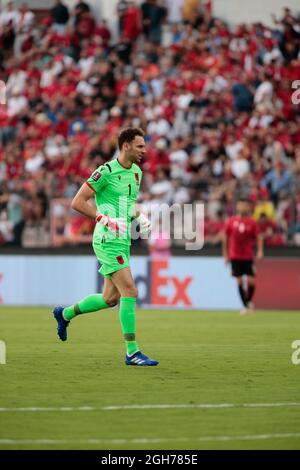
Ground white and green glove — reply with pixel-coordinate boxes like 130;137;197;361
136;213;151;234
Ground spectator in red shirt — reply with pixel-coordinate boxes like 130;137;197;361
204;210;226;246
76;10;95;39
257;212;285;247
95;19;111;48
223;198;264;314
122;1;141;42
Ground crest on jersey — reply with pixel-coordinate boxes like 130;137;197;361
135;173;139;185
91;171;101;181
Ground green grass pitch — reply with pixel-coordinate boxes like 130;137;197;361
0;307;300;450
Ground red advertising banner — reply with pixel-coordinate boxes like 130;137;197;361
256;259;300;310
150;260;193;306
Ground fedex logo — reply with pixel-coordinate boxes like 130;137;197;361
97;259;193;307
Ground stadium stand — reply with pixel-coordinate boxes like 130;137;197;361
0;0;299;247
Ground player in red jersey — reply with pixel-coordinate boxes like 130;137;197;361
223;198;264;314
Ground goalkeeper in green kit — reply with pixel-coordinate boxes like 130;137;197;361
53;127;159;366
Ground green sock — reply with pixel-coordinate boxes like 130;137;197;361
63;294;110;321
119;297;139;356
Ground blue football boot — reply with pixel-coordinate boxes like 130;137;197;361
126;351;159;366
53;306;69;341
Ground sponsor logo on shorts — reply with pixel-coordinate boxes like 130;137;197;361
116;255;124;265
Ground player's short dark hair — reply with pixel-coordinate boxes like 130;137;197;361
118;127;145;150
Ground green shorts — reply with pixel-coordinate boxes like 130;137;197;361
93;240;130;279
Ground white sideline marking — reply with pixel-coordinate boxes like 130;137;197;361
102;402;300;411
0;340;6;365
0;433;300;445
0;402;300;412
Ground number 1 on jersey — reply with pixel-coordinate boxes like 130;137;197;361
128;184;131;196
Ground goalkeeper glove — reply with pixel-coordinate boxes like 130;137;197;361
136;213;151;234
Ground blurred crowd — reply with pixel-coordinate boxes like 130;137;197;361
0;0;300;248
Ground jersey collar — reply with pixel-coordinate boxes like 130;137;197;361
117;158;133;170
